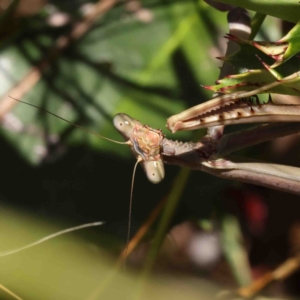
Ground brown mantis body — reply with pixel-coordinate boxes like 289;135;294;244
114;97;300;196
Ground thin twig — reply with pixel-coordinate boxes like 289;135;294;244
120;196;167;260
86;198;167;300
237;254;300;298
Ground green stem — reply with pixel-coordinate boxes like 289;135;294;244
250;13;266;39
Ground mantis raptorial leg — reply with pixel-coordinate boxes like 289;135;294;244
167;71;300;133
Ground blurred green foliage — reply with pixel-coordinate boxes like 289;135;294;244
0;1;299;299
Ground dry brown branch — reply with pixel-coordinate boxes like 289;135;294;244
237;254;300;298
120;197;167;260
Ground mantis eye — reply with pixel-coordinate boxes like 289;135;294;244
143;160;165;184
113;113;140;140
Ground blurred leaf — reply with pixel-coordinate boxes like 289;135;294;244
204;22;300;96
221;214;252;287
0;1;223;164
0;0;19;24
0;204;220;300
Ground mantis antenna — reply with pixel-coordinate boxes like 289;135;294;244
123;156;142;268
8;96;128;145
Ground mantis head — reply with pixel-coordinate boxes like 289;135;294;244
113;113;165;184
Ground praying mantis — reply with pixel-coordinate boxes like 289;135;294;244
113;71;300;196
117;84;300;195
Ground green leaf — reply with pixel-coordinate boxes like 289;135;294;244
221;214;252;287
277;20;300;65
215;0;300;23
206;68;300;96
205;23;300;96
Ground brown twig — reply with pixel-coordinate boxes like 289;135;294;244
120;196;167;260
237;254;300;298
0;0;119;120
86;197;167;300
